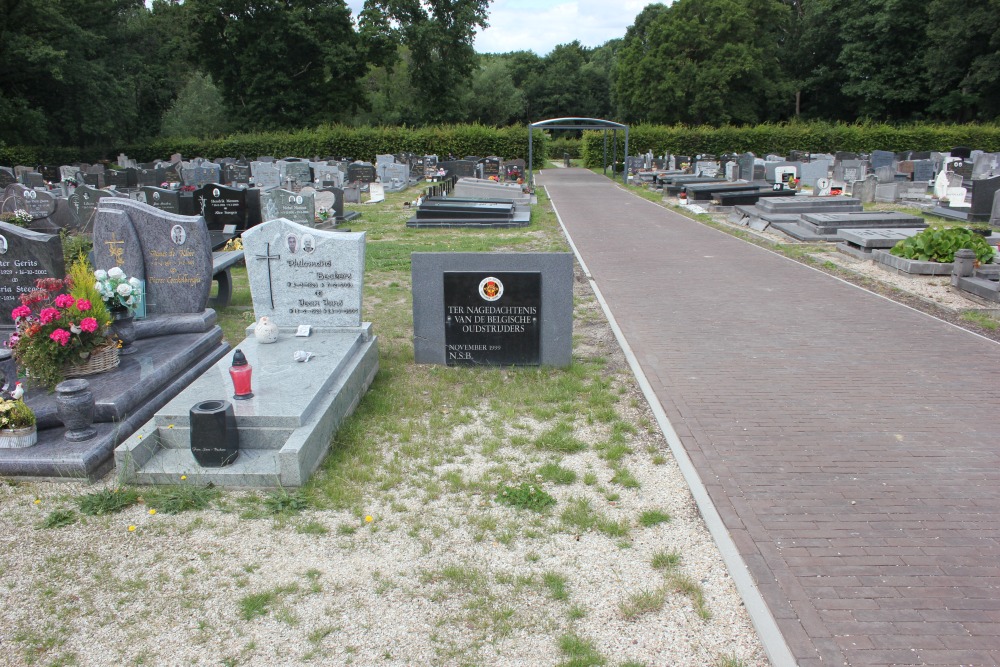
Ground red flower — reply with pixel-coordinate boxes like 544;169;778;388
38;307;61;324
54;294;75;308
76;299;92;312
79;317;98;333
49;329;71;346
11;305;31;320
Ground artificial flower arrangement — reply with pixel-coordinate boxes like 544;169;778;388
8;276;117;390
94;267;142;313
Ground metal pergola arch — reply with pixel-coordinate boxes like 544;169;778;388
527;117;630;186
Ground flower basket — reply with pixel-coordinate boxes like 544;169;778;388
0;426;37;449
63;344;120;378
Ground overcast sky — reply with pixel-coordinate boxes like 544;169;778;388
344;0;655;56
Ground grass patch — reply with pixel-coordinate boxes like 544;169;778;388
77;487;140;515
542;571;570;601
263;489;310;515
144;484;221;514
619;587;666;620
238;591;276;620
638;509;671;527
560;497;630;537
668;572;712;620
537;461;577;485
610;466;641;489
495;482;556;512
557;633;607;667
651;549;682;570
534;421;587;454
961;310;1000;331
37;508;78;529
714;654;749;667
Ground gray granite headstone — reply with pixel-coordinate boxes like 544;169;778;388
313;164;343;188
971;175;1000;220
912;160;935;183
857;174;879;203
242;218;365;328
3;184;56;219
314;190;336;218
870;150;895;170
343;184;361;204
260;188;316;225
991;190;1000;227
0;168;17;188
94;199;212;314
181;159;221;189
92;208;146;285
973;153;1000;179
68;184;114;232
279;160;312;188
875;166;896;183
251;162;281;189
0;223;65;327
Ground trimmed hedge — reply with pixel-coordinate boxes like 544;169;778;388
0;124;548;169
581;121;1000;167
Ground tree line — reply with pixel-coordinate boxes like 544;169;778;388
2;0;997;150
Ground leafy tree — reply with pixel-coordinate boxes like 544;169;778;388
836;0;930;120
185;0;365;130
355;46;420;126
359;0;492;123
160;71;229;137
463;60;526;125
924;0;1000;121
615;0;791;125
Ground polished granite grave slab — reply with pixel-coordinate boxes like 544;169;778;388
116;326;378;487
0;318;228;480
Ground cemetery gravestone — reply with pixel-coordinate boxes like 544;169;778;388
4;184;56;220
141;187;181;214
0;224;65;327
182;160;221;189
222;163;250;186
261;188;316;225
737;153;755;181
480;157;501;180
280;160;312;189
313;164;343;188
194;184;250;232
243;218;365;327
343;184;361;204
423;156;439;180
870;150;895;170
346;163;376;188
251;162;282;190
68;184;114;232
94;199;213;314
412;253;573;367
913;160;935;183
0;168;17;188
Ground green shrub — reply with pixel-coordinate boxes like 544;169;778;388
889;226;995;263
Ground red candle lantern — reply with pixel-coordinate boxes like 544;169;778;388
229;349;254;400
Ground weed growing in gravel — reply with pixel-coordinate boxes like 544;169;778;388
534;421;587;453
537;461;577;485
638;509;671;527
669;572;712;620
77;487;140;515
38;508;77;529
295;520;328;535
542;571;570;601
557;633;607;666
560;497;630;537
961;311;1000;331
238;591;275;620
567;604;586;620
714;653;749;667
144;485;220;514
619;587;666;620
651;549;682;570
263;488;309;515
495;482;556;511
610;466;641;489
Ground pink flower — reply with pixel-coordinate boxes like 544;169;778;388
79;317;98;333
76;299;92;312
11;306;31;320
49;329;71;346
54;294;75;308
38;307;61;324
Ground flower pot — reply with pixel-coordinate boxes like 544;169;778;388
190;400;239;467
109;308;136;354
0;426;37;448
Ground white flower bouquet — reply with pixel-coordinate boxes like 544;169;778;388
93;267;143;312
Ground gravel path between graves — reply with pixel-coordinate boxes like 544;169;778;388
0;272;771;667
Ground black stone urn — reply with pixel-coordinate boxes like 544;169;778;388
189;400;239;467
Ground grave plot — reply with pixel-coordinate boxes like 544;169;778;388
0;201;229;480
836;228;923;261
728;196;863;232
661;175;726;196
714;188;791;207
951;250;1000;303
116;218;378;487
772;211;927;242
453;178;532;204
681;181;768;202
929;175;1000;223
406;197;531;228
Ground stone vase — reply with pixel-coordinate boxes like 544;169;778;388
55;379;97;442
109;308;136;354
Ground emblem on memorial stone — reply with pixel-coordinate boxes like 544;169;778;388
479;276;503;301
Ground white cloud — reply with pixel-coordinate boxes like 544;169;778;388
346;0;656;57
475;0;652;55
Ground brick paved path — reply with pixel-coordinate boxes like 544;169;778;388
540;168;1000;667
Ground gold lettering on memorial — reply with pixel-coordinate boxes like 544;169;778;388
105;234;125;267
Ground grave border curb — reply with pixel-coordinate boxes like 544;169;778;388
545;183;798;667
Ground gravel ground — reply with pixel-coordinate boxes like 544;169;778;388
0;275;771;667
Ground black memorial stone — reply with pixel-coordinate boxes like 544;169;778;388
444;271;540;366
193;183;249;232
0;223;66;327
141;187;181;214
346;163;376;186
189;399;239;467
